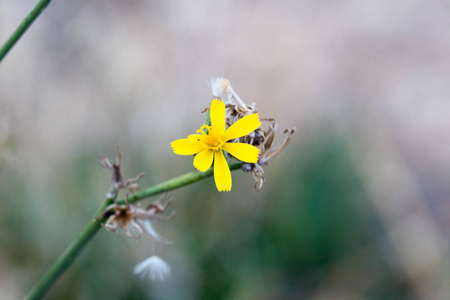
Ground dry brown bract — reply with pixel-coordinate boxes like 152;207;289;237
242;120;296;191
98;147;144;199
97;148;172;243
98;194;174;243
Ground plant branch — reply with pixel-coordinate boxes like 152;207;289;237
0;0;52;63
123;161;242;205
24;203;107;300
24;162;243;300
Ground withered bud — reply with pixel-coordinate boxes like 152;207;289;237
99;194;174;244
98;147;144;198
241;120;296;191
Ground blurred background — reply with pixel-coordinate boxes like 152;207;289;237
1;0;450;299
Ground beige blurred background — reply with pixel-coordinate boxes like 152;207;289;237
1;1;450;299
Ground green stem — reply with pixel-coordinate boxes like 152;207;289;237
124;162;242;205
0;0;52;63
25;162;243;300
24;203;107;300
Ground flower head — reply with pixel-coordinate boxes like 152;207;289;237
242;119;296;191
171;99;261;192
134;255;171;281
98;147;144;199
98;194;173;243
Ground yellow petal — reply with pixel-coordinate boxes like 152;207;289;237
222;142;260;163
193;149;214;172
210;99;226;134
213;150;232;192
171;135;204;155
223;114;261;141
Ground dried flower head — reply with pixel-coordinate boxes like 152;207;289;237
98;147;144;199
242;120;296;191
134;255;171;281
98;194;173;243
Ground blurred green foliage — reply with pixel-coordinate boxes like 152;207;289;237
0;130;414;299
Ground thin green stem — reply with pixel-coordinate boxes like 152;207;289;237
0;0;52;63
25;162;243;300
124;162;242;205
24;203;107;300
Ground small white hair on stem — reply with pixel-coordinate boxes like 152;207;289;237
134;255;171;281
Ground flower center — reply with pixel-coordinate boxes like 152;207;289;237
197;125;225;151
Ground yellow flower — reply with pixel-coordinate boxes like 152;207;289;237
171;99;261;192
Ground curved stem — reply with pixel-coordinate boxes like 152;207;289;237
24;162;243;300
0;0;52;63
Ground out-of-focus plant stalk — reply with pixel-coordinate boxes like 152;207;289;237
0;0;52;63
24;203;107;300
25;162;243;300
